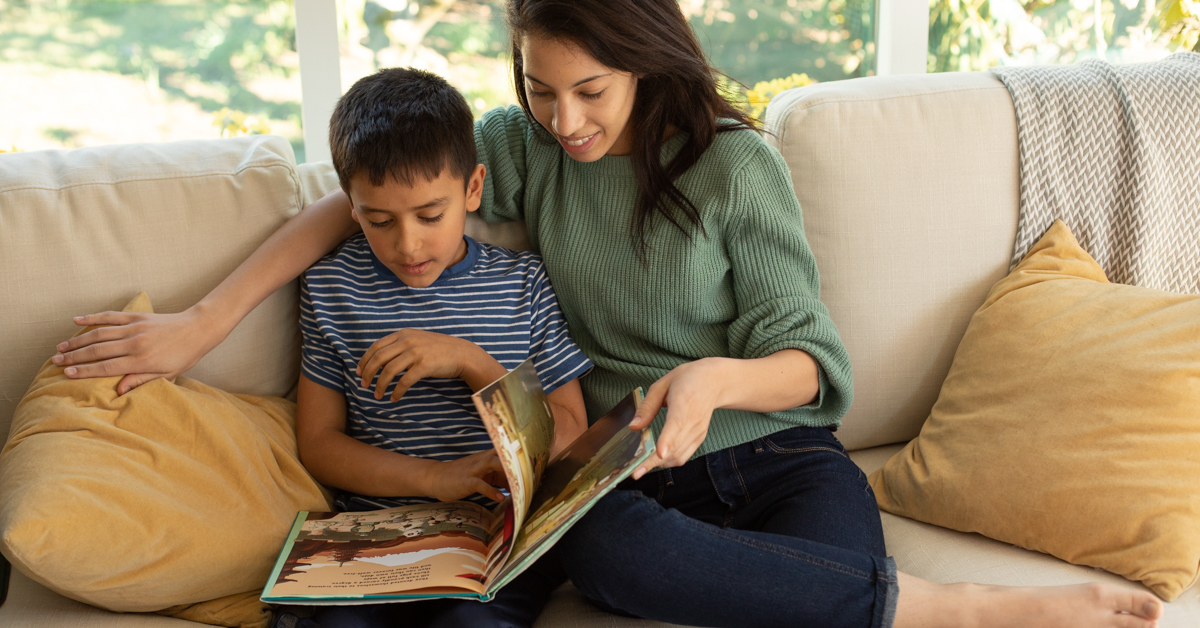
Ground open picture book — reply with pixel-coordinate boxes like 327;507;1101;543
261;358;655;604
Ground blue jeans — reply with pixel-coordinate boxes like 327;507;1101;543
556;425;898;628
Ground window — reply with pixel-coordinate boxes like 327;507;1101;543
0;1;304;157
928;0;1198;72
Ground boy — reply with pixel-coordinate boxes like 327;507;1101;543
287;68;591;628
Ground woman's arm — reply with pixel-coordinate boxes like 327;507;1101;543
628;349;819;479
54;189;360;393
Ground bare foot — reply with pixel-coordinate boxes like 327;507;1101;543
894;572;1164;628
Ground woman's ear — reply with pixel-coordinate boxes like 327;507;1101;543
465;164;487;213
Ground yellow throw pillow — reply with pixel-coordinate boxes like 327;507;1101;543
0;292;331;622
869;221;1200;601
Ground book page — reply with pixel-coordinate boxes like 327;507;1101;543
472;358;554;535
265;502;499;599
487;390;655;593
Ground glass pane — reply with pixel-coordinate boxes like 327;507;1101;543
332;0;876;121
0;1;304;159
928;0;1198;72
683;0;877;84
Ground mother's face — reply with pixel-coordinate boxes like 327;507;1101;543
519;35;638;162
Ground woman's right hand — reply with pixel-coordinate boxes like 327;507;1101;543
53;306;223;395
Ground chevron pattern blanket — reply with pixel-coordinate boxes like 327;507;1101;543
992;52;1200;293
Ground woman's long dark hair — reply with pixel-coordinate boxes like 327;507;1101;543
507;0;757;257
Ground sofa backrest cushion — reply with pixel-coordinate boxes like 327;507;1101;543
765;72;1020;451
0;136;305;440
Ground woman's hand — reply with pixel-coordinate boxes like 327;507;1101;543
626;350;821;480
628;357;727;480
356;329;505;402
53;307;224;395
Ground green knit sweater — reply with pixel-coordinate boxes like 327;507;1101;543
475;106;852;459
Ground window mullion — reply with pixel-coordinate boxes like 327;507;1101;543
294;0;342;164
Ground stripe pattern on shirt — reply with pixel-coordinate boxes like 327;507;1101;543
301;234;592;510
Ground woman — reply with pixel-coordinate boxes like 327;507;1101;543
56;1;1162;627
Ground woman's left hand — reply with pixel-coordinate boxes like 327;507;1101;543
628;358;728;480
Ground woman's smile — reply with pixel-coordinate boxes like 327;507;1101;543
557;132;599;153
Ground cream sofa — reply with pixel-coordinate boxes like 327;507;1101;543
2;71;1198;627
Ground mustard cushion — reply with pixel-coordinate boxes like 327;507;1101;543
0;292;330;622
869;221;1200;601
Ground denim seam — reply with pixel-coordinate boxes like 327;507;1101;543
760;439;848;458
675;513;873;581
704;455;737;528
728;449;753;505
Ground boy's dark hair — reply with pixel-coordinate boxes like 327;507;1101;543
329;68;476;192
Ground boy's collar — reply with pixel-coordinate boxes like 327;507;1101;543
369;235;480;287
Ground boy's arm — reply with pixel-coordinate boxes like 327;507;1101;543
297;374;506;502
546;379;587;458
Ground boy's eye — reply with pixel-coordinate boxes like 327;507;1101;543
420;213;445;224
580;90;605;101
368;219;392;229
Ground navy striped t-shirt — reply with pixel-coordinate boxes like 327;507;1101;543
300;233;593;511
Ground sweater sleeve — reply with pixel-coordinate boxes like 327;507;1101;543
475;105;533;224
723;142;853;424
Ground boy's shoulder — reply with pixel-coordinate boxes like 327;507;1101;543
305;233;373;277
471;240;546;281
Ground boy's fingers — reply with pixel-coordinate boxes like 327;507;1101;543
471;479;505;503
357;333;399;378
373;355;415;400
359;342;405;388
389;368;425;402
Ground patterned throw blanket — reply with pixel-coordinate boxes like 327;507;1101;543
991;52;1200;293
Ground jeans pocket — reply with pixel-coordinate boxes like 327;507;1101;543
760;426;848;458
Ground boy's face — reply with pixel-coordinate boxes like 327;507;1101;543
348;164;486;288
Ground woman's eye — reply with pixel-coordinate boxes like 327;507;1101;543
420;213;445;224
528;88;550;98
580;90;605;101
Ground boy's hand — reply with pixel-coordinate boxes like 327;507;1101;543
357;329;489;401
421;450;509;503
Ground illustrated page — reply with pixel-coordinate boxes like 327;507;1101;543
265;502;499;599
489;390;655;593
472;358;555;536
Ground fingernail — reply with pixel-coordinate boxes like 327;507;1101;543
73;316;83;322
52;354;63;364
65;367;77;376
57;342;68;351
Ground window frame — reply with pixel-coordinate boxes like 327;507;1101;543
291;0;930;162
